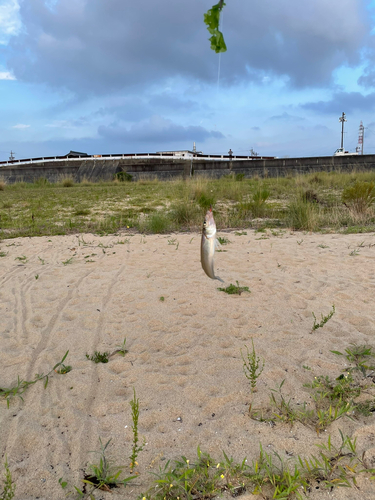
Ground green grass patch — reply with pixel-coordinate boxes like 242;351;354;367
1;171;375;239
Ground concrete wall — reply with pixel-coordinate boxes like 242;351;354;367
1;154;375;184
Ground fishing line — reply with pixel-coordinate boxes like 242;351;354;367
216;8;224;95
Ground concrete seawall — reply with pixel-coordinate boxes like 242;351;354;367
1;154;375;184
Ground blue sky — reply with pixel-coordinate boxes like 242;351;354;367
0;0;375;161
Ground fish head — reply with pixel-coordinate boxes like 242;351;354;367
202;207;216;238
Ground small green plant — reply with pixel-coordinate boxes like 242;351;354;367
143;447;224;500
38;257;45;264
35;274;39;280
314;402;353;434
129;388;144;472
59;438;136;497
234;231;247;236
62;257;73;265
85;438;135;489
217;281;250;295
297;239;303;245
299;430;367;489
15;255;27;263
318;243;329;248
54;363;72;375
86;351;109;363
331;343;375;376
1;456;15;500
217;236;231;245
312;304;335;331
0;351;69;408
159;296;165;302
349;248;360;256
267;380;310;427
110;338;128;357
241;340;265;393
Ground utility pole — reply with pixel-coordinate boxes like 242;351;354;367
9;150;15;161
339;112;347;149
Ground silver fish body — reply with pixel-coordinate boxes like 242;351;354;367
200;208;223;282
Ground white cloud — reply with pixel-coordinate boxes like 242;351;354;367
12;124;30;129
0;70;15;80
0;0;22;44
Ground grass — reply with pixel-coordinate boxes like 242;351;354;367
59;438;136;498
110;338;128;357
0;351;70;408
85;351;110;363
4;336;375;499
217;236;231;245
249;338;375;434
0;456;15;500
141;432;375;500
217;281;250;295
0;170;375;239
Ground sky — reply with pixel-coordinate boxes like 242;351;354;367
1;0;375;161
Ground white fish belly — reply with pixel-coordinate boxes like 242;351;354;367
201;234;216;279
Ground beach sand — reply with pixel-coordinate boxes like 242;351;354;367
1;229;375;499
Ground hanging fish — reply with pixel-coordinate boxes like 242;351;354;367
201;207;224;282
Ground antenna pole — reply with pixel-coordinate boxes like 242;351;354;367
339;112;347;149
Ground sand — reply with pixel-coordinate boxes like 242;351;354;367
1;229;375;500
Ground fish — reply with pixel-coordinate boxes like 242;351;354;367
200;207;224;282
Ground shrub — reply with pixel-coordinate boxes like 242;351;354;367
0;181;5;191
169;201;201;227
34;177;49;186
301;189;320;204
146;213;170;233
342;181;375;214
114;171;133;182
250;186;270;217
287;199;319;231
62;177;75;187
194;190;216;210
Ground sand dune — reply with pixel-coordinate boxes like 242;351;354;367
1;229;375;499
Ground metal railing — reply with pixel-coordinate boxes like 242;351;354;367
0;152;274;167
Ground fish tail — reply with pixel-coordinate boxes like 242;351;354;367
215;275;224;283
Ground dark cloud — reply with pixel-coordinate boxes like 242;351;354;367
302;91;375;114
268;112;304;122
98;115;224;145
6;0;368;96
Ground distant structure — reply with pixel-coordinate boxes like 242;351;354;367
357;121;364;155
339;112;347;149
9;150;15;161
65;150;89;158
